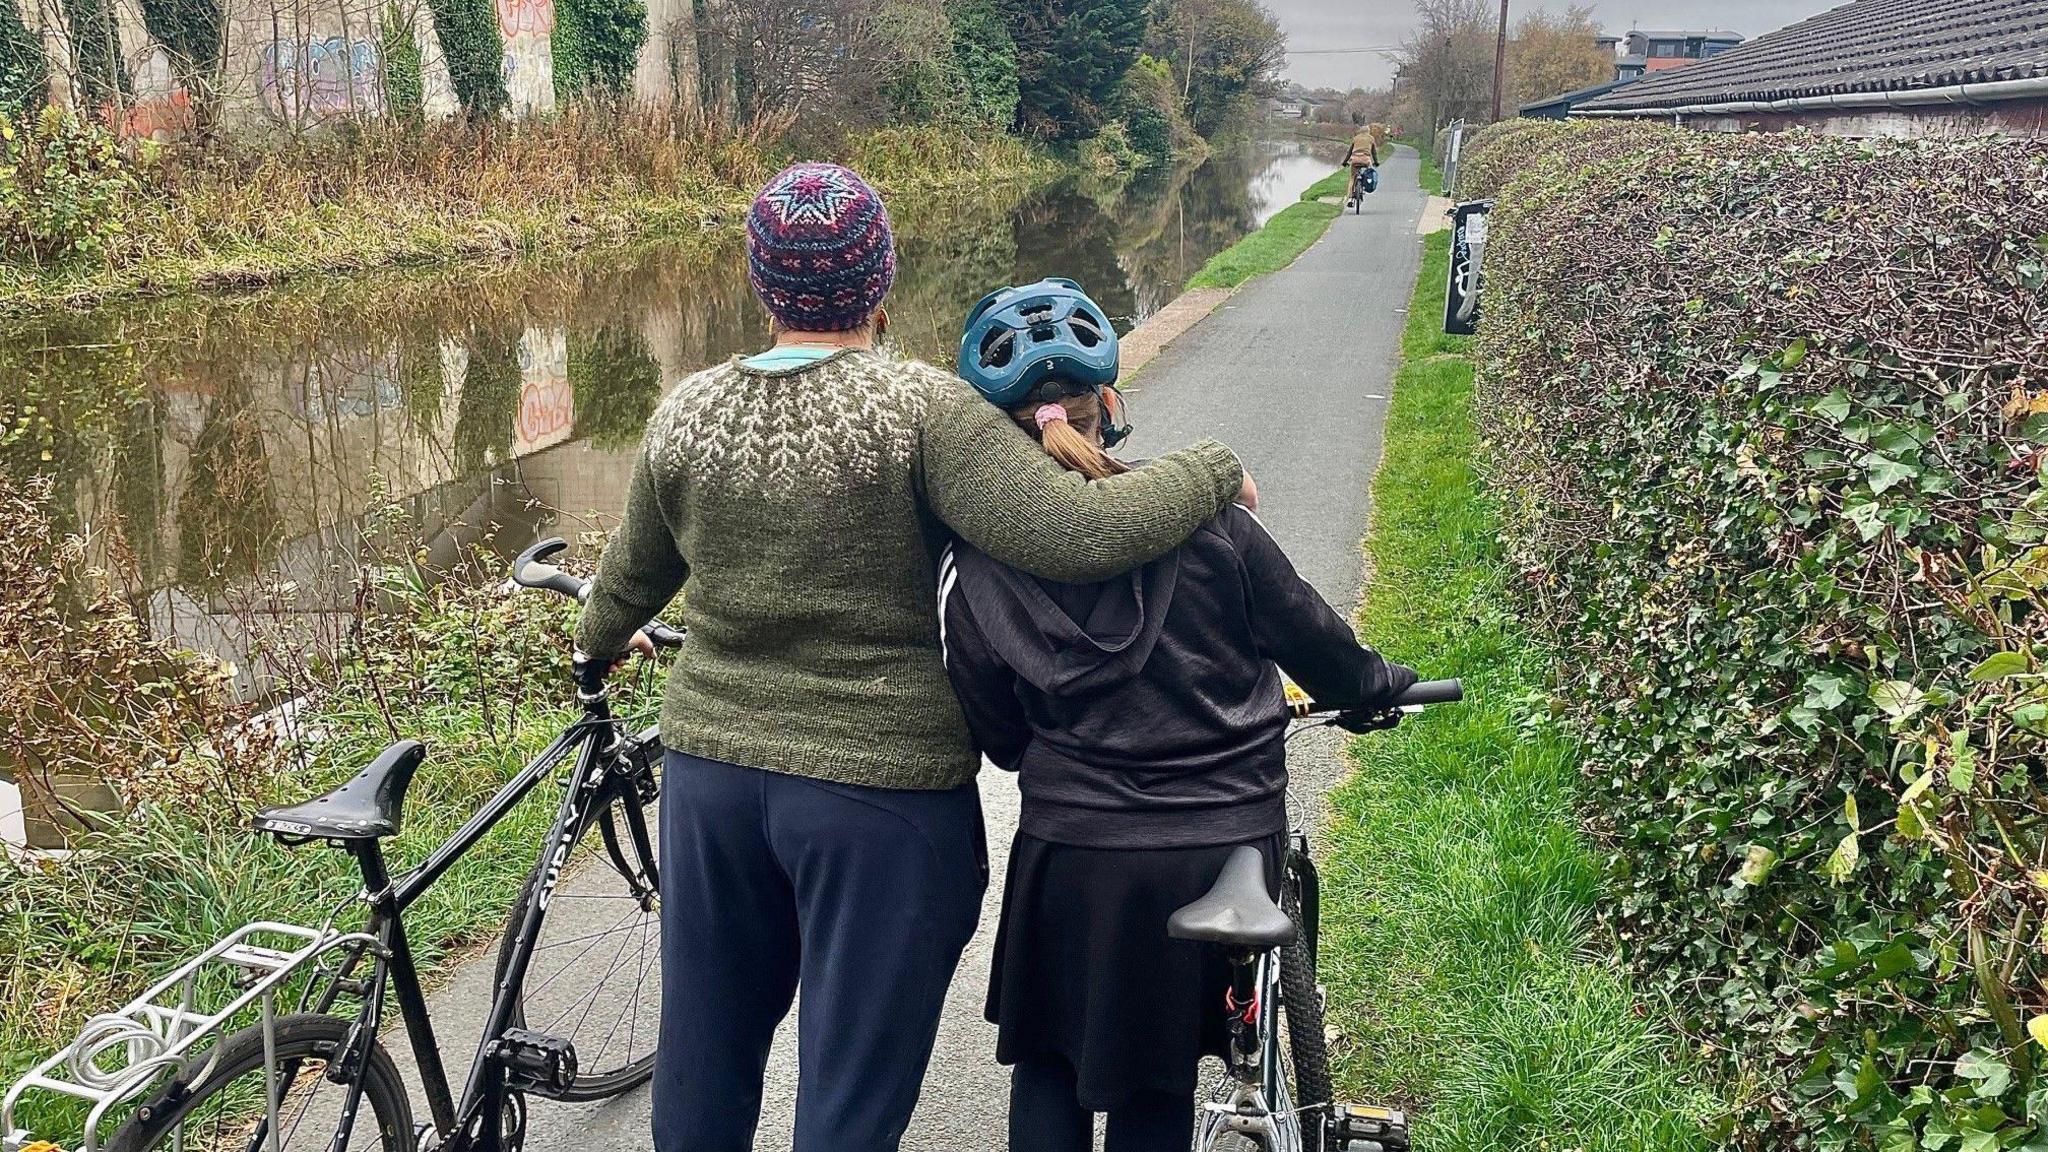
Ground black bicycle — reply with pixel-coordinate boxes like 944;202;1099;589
1175;678;1462;1152
10;538;680;1152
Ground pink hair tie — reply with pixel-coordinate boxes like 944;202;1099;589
1035;404;1069;430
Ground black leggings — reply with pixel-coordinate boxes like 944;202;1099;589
1008;1056;1194;1152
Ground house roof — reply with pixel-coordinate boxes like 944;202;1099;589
1520;78;1640;115
1581;0;2048;113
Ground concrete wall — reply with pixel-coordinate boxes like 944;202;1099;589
1679;98;2048;141
10;0;695;133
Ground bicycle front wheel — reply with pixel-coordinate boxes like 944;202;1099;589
494;737;663;1100
107;1013;412;1152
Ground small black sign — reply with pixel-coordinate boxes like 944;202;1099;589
1443;200;1493;337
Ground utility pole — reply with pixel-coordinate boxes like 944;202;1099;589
1490;0;1509;122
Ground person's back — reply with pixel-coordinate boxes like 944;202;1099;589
942;503;1393;847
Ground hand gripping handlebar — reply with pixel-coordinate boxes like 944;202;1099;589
511;537;685;649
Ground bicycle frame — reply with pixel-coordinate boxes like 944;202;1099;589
326;698;652;1152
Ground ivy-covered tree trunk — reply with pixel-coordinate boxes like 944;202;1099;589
0;0;48;112
423;0;505;118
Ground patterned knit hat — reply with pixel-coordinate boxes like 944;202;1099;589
746;163;897;333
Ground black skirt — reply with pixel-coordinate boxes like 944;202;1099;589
985;829;1288;1111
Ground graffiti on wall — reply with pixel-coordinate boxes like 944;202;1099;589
496;0;556;116
496;0;554;36
260;36;386;122
111;48;196;139
514;329;574;456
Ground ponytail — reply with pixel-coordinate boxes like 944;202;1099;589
1010;392;1131;481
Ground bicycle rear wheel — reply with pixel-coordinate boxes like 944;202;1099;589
107;1013;411;1152
493;734;663;1100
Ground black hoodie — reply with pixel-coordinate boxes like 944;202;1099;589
939;504;1415;849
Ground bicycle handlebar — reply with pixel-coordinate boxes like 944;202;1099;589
512;537;685;650
1289;679;1464;728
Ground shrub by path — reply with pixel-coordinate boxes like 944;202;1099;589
1315;229;1718;1151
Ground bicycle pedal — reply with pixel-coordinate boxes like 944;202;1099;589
497;1029;578;1098
1333;1102;1409;1150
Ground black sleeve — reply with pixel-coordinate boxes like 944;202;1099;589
939;548;1032;770
1224;507;1416;710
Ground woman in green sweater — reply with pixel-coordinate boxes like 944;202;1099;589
572;162;1252;1152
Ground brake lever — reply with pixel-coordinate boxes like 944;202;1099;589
1332;708;1403;735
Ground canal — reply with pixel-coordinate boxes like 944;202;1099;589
1;136;1342;707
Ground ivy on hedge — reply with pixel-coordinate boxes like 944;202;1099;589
424;0;505;118
1469;120;2048;1150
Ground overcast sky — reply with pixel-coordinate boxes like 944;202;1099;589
1274;0;1848;90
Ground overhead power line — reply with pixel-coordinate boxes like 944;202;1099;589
1287;45;1403;55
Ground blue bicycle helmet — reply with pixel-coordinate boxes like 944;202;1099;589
957;278;1119;408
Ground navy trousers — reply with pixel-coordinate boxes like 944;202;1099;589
652;750;987;1152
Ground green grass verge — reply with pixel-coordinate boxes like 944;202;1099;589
1302;166;1351;202
1186;200;1341;289
1315;228;1721;1150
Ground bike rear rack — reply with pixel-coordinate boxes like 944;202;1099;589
3;921;378;1152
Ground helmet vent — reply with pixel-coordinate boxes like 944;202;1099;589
1070;314;1104;348
980;330;1016;369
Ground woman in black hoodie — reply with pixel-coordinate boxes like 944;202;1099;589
941;299;1416;1152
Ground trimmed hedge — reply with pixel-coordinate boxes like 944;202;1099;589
1470;119;2048;1148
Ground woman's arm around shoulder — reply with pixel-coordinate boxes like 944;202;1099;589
917;366;1247;584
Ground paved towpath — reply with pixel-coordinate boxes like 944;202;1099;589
402;146;1429;1151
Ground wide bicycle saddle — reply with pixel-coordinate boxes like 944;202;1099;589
1167;844;1296;949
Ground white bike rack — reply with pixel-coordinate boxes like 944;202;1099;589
3;921;377;1152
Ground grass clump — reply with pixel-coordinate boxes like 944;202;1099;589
1185;199;1339;289
1314;228;1719;1151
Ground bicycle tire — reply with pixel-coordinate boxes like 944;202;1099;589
1280;882;1334;1152
493;745;663;1101
106;1013;411;1152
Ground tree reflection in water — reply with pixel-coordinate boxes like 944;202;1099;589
0;137;1339;686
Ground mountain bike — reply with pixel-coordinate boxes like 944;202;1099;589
1175;678;1463;1152
3;538;678;1152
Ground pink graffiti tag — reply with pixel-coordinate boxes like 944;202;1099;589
495;0;555;37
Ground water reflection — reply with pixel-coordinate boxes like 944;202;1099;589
11;138;1339;693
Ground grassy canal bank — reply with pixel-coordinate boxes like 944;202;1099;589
1314;230;1721;1148
1186;167;1343;290
0;114;1057;313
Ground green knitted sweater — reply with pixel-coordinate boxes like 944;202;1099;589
573;348;1243;790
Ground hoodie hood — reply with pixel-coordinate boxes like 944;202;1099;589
948;545;1179;698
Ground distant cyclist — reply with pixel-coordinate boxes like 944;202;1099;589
941;279;1416;1152
1344;122;1383;202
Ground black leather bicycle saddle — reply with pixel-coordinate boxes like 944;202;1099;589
253;740;426;842
1167;844;1297;948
